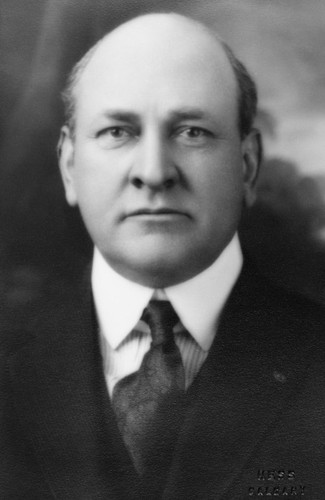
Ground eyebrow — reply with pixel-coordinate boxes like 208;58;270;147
101;107;212;121
167;107;209;122
166;108;220;131
101;110;140;124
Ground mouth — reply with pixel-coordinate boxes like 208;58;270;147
123;208;190;220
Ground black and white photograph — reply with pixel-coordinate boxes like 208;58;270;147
1;1;325;498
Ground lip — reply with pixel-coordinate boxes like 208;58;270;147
123;208;190;219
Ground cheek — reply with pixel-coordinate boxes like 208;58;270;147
197;162;244;212
78;184;118;227
73;152;122;213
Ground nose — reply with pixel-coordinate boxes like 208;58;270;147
129;129;179;190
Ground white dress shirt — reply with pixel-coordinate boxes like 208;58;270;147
92;234;243;396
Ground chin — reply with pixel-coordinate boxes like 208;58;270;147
110;245;187;287
130;254;182;287
104;234;220;287
115;247;213;288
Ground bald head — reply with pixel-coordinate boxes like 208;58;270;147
62;13;257;139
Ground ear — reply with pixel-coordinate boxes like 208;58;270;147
241;128;262;207
57;125;78;206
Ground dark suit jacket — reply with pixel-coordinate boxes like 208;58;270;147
1;264;325;499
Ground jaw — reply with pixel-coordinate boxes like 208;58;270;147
99;231;223;288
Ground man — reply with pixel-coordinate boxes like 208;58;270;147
1;12;325;499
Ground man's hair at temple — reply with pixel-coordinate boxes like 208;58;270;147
220;41;258;138
61;14;258;140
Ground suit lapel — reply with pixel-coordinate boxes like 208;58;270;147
163;266;314;499
8;282;140;499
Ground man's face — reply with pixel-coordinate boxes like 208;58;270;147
59;16;259;287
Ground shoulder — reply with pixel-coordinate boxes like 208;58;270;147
236;262;324;319
223;262;325;358
1;264;93;356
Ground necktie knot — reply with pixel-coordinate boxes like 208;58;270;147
142;300;179;347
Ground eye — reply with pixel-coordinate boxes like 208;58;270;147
176;126;213;145
182;127;206;138
98;126;130;139
96;126;135;149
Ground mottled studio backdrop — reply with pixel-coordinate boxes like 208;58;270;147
1;0;325;328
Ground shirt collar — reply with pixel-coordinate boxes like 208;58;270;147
91;233;243;351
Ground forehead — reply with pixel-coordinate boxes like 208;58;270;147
75;15;238;125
